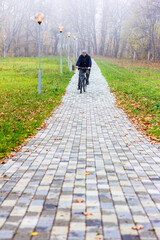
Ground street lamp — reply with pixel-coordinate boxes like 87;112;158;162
3;35;6;58
59;26;64;74
67;32;71;66
35;12;45;94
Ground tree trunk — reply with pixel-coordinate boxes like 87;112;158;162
151;23;156;62
53;37;58;56
133;51;136;61
148;50;151;60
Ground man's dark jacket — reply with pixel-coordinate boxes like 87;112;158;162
76;54;92;68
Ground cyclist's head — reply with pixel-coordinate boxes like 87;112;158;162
82;50;87;56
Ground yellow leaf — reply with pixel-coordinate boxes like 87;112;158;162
30;232;39;236
84;172;90;175
120;162;126;165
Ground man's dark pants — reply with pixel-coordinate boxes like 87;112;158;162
78;69;90;89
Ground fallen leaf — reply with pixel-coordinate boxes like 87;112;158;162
152;214;157;217
126;143;131;147
120;162;126;166
82;212;93;216
54;138;62;141
37;122;47;130
7;153;13;159
132;225;144;230
84;172;90;175
123;134;128;137
1;160;7;164
95;236;103;240
148;229;155;232
76;199;84;203
133;178;142;182
30;232;39;236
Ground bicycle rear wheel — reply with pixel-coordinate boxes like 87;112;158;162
79;77;83;94
83;79;86;92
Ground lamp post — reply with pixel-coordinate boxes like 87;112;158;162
67;32;71;67
3;35;6;58
59;26;64;74
35;12;45;94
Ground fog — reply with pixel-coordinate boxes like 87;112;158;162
0;0;160;61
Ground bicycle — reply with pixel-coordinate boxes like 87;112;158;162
78;67;88;94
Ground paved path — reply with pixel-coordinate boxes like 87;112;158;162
0;61;160;240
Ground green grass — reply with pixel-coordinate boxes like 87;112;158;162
95;58;160;141
0;57;74;160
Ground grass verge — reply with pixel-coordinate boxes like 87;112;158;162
0;57;74;160
95;58;160;143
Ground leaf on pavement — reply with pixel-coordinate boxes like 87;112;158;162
95;236;103;240
148;229;155;232
54;138;62;141
4;179;11;181
126;143;131;147
121;163;126;165
123;134;128;137
84;172;90;175
152;214;157;217
133;178;142;182
82;212;93;216
76;199;84;203
132;225;144;230
30;232;39;236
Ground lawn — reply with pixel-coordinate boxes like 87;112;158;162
95;58;160;142
0;57;74;160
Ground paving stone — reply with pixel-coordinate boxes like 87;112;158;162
0;230;14;239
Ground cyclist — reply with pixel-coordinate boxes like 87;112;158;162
76;50;92;90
